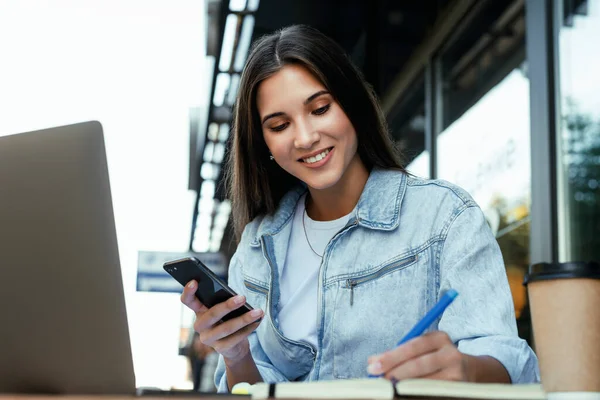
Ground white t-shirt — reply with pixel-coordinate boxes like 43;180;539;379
277;193;352;349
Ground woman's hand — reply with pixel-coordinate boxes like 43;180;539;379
367;331;471;382
180;280;264;364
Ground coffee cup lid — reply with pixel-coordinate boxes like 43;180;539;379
524;261;600;285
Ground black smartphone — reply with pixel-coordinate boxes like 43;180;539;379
163;257;254;322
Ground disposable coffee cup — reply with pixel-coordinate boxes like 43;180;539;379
524;261;600;394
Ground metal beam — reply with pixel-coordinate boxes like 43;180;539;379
526;0;559;264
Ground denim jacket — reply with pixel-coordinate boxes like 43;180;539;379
214;168;540;391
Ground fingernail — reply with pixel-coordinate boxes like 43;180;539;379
367;361;382;375
250;309;262;318
368;354;382;364
233;295;245;305
187;280;196;289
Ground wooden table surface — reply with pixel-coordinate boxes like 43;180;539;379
0;396;476;400
0;395;503;400
0;397;233;400
0;397;197;400
0;396;241;400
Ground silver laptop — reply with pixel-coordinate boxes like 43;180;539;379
0;121;136;395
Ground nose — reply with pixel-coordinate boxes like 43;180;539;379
293;119;320;149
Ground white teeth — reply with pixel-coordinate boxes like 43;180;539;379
303;149;330;164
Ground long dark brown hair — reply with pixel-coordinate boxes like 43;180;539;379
226;24;405;241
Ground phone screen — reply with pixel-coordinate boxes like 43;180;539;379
163;257;253;321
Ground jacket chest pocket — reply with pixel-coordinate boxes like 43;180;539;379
343;254;418;306
242;278;269;311
330;251;432;379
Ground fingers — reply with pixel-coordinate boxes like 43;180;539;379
212;320;262;353
200;308;264;346
179;281;264;361
385;343;464;381
420;362;465;381
195;294;254;331
368;331;451;376
180;280;209;314
181;279;263;343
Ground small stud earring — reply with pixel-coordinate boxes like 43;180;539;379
269;154;274;160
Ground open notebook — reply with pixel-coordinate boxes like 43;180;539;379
247;378;545;400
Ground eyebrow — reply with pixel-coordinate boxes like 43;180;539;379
303;90;330;105
261;90;331;125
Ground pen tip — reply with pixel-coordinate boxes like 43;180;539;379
445;289;459;299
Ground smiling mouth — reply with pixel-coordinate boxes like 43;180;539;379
299;147;333;164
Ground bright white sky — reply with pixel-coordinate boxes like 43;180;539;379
0;0;208;389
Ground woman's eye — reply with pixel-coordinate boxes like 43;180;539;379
313;104;330;115
271;122;289;132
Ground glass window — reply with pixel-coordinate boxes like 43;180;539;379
437;68;532;342
557;0;600;262
436;3;532;343
439;2;526;130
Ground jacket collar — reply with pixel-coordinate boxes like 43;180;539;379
252;167;407;245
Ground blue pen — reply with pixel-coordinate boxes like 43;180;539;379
369;289;459;378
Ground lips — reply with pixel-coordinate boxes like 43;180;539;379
299;147;333;164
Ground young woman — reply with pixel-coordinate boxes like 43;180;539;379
181;25;539;392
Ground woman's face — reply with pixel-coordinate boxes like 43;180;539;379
257;64;362;191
